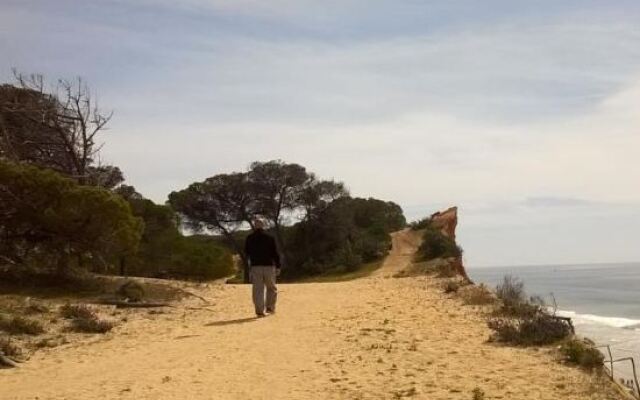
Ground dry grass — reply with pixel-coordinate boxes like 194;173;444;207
0;314;46;335
460;284;495;306
0;336;24;358
60;304;114;334
70;317;114;334
60;304;96;320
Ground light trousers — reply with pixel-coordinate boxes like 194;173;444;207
251;266;277;314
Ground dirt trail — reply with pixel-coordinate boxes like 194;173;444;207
0;230;618;399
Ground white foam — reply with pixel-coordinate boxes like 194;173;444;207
556;310;640;328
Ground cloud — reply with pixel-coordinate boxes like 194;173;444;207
523;197;592;208
2;0;640;266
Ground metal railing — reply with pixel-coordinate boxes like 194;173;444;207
595;344;640;398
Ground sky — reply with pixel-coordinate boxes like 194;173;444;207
1;0;639;267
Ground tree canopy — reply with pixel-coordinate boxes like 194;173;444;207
0;74;121;188
170;160;405;279
169;160;349;273
119;186;234;280
0;160;143;273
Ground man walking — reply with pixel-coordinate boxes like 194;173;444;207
244;219;281;317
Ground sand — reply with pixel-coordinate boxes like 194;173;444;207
0;230;625;399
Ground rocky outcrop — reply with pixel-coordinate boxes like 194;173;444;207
429;206;472;284
430;206;458;240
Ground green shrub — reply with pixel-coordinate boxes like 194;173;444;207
488;314;573;345
495;275;543;318
284;197;404;279
0;160;143;274
561;339;604;370
409;218;432;231
0;315;45;335
417;226;461;261
167;236;234;281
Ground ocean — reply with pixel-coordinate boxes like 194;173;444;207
469;263;640;386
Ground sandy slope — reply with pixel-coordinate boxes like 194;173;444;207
0;230;623;400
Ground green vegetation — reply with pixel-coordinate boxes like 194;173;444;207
560;339;604;370
0;160;143;275
488;274;573;346
487;314;573;345
285;197;405;279
2;73;403;285
409;217;432;231
297;260;383;283
495;275;543;317
0;75;122;188
170;160;405;280
416;224;461;261
117;189;234;281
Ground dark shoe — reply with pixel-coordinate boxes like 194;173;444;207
256;313;266;318
266;309;275;314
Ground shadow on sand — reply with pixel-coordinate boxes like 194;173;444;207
205;317;259;327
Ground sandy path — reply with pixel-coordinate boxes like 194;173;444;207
0;230;620;399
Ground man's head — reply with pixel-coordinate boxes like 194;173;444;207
253;218;265;230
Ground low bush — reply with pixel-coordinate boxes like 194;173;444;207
444;281;460;294
495;275;544;318
496;275;526;307
417;226;462;261
60;304;114;334
488;314;573;345
0;337;23;358
60;304;96;320
24;303;49;314
409;218;431;231
461;284;495;305
471;387;485;400
70;317;114;334
0;315;45;335
561;339;604;370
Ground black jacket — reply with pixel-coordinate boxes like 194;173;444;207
244;229;281;268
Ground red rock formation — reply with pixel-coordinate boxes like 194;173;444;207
430;206;458;240
429;206;472;284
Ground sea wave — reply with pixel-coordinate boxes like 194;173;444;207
555;310;640;329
